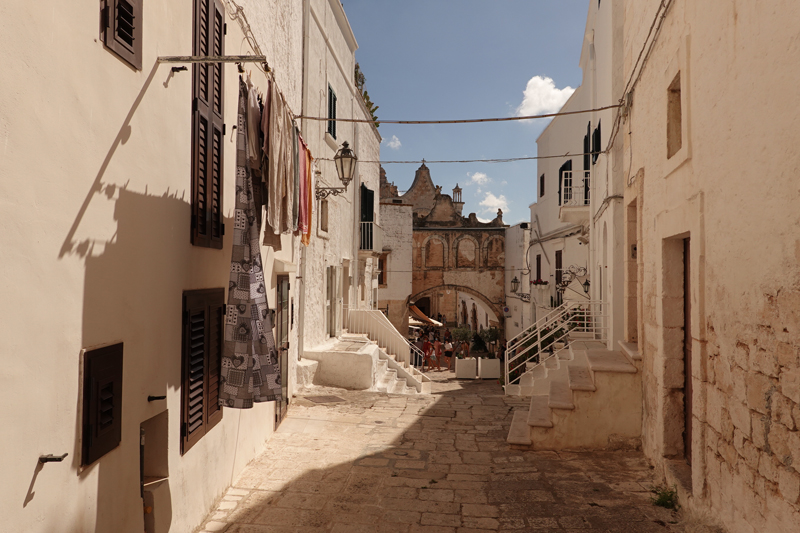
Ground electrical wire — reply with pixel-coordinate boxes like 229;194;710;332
296;104;622;125
317;151;604;165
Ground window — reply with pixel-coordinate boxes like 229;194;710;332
191;0;225;249
181;288;224;454
82;343;124;466
378;253;388;287
667;72;682;159
584;123;591;170
558;160;572;206
555;250;563;287
591;121;602;164
539;174;545;197
101;0;143;70
327;85;337;139
536;254;542;281
320;199;329;233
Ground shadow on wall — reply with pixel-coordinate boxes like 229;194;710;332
77;188;234;532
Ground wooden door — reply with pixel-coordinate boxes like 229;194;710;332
275;276;290;427
683;238;693;465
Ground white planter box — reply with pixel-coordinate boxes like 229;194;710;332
478;358;501;380
455;358;478;379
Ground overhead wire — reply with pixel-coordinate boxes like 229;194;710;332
316;151;602;165
295;104;622;125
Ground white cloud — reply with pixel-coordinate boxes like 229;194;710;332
500;180;508;186
382;135;402;150
480;192;509;215
516;76;575;117
468;171;490;185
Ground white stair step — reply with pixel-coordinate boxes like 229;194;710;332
586;350;637;373
568;365;596;391
544;357;559;369
548;380;574;410
527;396;553;428
504;384;521;396
391;377;408;394
507;410;532;445
519;372;535;388
570;331;595;339
519;386;535;397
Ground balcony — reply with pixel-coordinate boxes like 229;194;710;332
359;221;384;256
559;170;590;223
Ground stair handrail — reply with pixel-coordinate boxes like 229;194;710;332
504;301;607;388
346;308;411;365
507;301;570;351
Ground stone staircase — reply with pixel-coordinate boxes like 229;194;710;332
340;333;431;395
506;339;643;450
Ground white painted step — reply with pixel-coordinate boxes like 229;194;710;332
586;350;637;373
568;365;596;391
391;377;408;394
377;369;398;392
507;410;532;445
548;380;574;410
527;396;553;428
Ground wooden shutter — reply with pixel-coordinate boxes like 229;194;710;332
181;288;224;455
327;86;337;139
102;0;143;70
360;184;375;222
82;343;124;466
539;174;545;197
558;160;572;206
592;121;601;164
584;123;591;171
191;0;225;249
536;254;542;281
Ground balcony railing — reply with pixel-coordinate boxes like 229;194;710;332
561;170;591;206
359;221;384;254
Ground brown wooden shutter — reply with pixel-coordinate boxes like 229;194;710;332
102;0;143;70
82;343;124;466
191;0;225;249
181;289;224;454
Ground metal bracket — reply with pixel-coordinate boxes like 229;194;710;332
315;187;347;200
157;55;269;72
147;395;166;402
39;453;68;464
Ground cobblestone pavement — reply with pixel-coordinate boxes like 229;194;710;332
197;371;710;533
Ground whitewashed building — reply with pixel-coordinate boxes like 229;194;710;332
504;222;532;341
0;1;380;531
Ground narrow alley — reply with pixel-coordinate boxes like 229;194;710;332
197;374;704;533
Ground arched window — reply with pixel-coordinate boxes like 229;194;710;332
456;237;478;268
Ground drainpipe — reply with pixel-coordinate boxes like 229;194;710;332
296;0;310;372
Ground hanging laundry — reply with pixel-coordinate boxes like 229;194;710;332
219;77;282;409
282;103;295;233
245;75;261;169
291;126;300;232
304;148;313;245
298;135;309;239
267;82;286;236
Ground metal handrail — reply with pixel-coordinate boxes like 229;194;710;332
504;301;608;387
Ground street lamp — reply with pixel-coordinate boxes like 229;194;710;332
582;279;590;294
510;276;520;293
316;141;357;200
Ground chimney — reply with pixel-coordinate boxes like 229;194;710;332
452;184;464;216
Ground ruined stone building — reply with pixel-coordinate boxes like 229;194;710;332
379;164;507;334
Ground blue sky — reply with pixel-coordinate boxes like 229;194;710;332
344;0;590;224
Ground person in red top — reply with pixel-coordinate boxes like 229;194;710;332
433;338;443;371
422;337;433;372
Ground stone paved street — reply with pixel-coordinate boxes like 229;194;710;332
197;373;708;533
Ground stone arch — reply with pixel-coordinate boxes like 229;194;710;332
482;235;505;268
409;284;504;326
454;235;479;269
421;234;447;269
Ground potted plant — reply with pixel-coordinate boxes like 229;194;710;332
452;328;477;379
477;327;501;379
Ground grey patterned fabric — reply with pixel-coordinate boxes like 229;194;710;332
219;78;282;409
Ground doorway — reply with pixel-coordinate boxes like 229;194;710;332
275;275;290;428
683;238;692;465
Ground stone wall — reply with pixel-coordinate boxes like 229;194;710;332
379;201;413;333
623;1;800;531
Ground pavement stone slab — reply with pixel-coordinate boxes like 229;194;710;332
197;370;718;533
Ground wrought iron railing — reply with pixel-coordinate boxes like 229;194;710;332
359;221;384;254
504;300;607;388
561;170;591;206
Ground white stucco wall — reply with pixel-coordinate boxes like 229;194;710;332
623;1;800;530
0;1;321;531
298;0;381;353
504;223;532;340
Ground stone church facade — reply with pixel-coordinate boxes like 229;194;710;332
380;163;507;333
